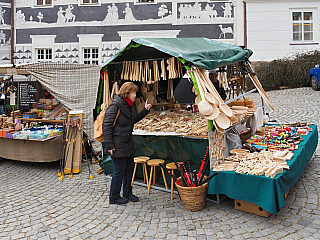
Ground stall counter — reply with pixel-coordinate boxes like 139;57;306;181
208;124;318;215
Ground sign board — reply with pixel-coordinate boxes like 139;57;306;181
6;68;18;76
10;92;15;106
19;82;37;109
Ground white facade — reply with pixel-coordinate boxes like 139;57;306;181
246;0;320;61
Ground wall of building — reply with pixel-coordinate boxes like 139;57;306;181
2;0;238;65
0;0;11;63
246;0;320;61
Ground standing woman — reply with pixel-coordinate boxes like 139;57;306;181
103;82;152;204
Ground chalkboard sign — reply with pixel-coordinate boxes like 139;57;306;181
19;81;38;109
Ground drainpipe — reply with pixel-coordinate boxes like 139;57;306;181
11;0;14;64
243;1;247;48
10;0;15;120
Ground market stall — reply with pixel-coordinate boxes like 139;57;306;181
94;38;253;175
0;62;100;162
95;38;317;215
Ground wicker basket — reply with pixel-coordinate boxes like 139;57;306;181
175;176;208;211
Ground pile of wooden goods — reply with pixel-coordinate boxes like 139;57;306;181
212;124;313;178
209;131;226;166
133;111;209;136
213;150;292;178
0;114;12;128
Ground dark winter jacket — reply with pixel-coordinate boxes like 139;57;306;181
102;94;149;158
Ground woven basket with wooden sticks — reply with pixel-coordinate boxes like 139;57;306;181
175;176;208;211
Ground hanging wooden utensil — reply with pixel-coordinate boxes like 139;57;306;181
132;62;136;81
145;61;149;83
142;62;146;82
130;61;133;81
135;62;139;81
139;61;142;82
121;61;127;80
193;70;214;117
161;59;166;80
166;59;171;79
125;61;130;80
121;61;125;80
153;61;157;84
197;68;223;103
126;61;130;80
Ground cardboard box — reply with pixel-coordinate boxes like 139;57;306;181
234;199;271;217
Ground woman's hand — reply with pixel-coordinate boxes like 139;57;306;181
108;148;115;155
145;99;152;111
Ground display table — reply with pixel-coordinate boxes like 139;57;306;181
208;124;318;215
102;134;210;183
0;135;63;162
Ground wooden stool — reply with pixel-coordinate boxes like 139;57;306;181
166;162;183;200
132;156;150;186
147;159;168;194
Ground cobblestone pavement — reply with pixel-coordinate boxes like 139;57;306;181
1;87;320;240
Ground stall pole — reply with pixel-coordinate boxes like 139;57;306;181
224;88;257;105
10;0;15;123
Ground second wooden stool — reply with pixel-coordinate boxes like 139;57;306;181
147;159;168;194
166;162;181;200
131;156;150;186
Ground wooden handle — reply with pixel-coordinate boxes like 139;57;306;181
139;61;142;81
197;68;223;103
121;61;125;80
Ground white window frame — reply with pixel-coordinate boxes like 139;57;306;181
290;8;318;45
34;0;53;8
134;0;157;5
30;35;56;62
77;34;103;64
36;48;52;62
83;48;99;65
79;0;101;7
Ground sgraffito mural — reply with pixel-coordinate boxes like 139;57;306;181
4;1;236;65
0;3;11;64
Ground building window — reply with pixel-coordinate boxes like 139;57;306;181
36;49;52;62
83;48;99;65
36;0;52;6
81;0;99;4
292;11;314;42
136;0;155;3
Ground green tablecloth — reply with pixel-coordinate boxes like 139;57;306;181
208;124;318;215
103;135;209;184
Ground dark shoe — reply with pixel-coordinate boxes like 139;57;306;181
109;197;129;205
123;194;139;202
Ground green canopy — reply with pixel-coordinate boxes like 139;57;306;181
102;37;253;70
95;38;253;118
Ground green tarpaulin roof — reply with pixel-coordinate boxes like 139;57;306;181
102;37;253;70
